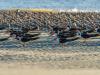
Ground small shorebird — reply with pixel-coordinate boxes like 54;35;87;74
0;32;10;41
57;30;79;47
0;26;10;41
79;30;100;43
11;33;40;47
96;28;100;33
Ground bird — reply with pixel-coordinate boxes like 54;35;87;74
96;27;100;33
10;29;40;41
0;26;10;42
0;24;9;30
52;26;65;34
79;30;100;43
0;26;6;30
13;32;40;47
21;25;38;34
57;29;79;47
0;37;9;41
9;26;40;47
16;34;39;42
85;28;95;33
50;26;80;47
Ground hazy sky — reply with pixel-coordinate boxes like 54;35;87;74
0;0;99;10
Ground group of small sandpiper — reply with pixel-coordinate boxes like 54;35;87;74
0;25;100;47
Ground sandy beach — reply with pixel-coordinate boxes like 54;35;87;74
0;66;100;75
0;47;100;75
0;0;100;74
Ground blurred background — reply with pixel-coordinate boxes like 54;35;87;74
0;0;100;10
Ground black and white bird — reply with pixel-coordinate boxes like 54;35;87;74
79;30;100;43
0;25;10;41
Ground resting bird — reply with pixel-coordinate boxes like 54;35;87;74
16;34;39;42
10;29;40;47
52;26;64;34
0;37;9;41
96;28;100;33
57;30;79;47
0;24;9;30
80;31;100;43
21;26;38;33
0;26;6;30
0;29;10;42
11;30;40;41
85;28;95;33
50;26;80;47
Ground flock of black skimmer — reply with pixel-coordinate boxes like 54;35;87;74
0;25;100;47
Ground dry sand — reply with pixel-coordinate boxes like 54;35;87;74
0;48;100;75
0;63;100;75
0;67;100;75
